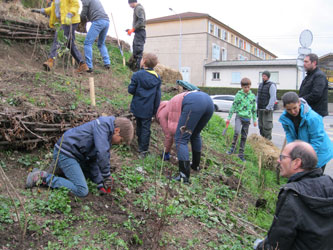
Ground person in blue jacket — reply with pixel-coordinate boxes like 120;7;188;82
279;92;333;172
26;116;134;196
128;53;161;158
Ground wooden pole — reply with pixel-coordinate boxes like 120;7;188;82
89;77;96;106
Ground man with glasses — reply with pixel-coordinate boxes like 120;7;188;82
278;92;333;173
255;141;333;250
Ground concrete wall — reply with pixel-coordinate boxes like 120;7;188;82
205;65;304;90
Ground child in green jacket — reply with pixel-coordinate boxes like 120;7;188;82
226;77;257;161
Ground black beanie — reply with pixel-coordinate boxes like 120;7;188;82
128;0;137;3
262;71;270;78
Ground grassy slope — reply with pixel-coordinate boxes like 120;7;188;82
0;35;286;249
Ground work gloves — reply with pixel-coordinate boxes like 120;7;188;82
97;176;114;195
64;13;73;25
126;28;135;36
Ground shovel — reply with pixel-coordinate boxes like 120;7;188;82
222;120;230;136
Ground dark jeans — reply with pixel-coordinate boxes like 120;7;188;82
133;29;146;70
175;92;214;161
232;115;250;156
136;117;152;152
49;23;84;64
258;109;273;140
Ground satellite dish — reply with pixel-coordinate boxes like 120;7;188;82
299;29;313;48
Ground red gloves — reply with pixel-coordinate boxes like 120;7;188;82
97;176;114;195
127;28;135;36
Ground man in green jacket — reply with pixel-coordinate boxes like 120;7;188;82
226;77;257;161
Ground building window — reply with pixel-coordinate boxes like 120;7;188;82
209;23;214;34
260;71;279;84
238;54;247;61
239;39;243;49
235;37;239;46
217;28;221;38
231;72;241;83
222;30;228;41
212;43;220;61
222;48;227;61
246;42;251;52
212;72;220;80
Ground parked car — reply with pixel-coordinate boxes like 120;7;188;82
328;82;333;90
210;95;235;112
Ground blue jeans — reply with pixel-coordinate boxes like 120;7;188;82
84;19;110;69
49;23;83;64
44;148;89;197
136;117;152;152
175;92;214;161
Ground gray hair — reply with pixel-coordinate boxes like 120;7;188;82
282;92;299;106
289;143;317;171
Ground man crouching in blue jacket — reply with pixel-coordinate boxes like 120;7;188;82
128;52;161;158
26;116;134;196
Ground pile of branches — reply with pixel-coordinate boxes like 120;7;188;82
0;2;53;40
0;108;98;150
0;18;53;40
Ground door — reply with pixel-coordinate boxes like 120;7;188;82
181;67;191;82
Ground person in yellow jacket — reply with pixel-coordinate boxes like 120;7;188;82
32;0;89;73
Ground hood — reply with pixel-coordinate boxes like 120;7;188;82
140;69;160;90
284;169;333;217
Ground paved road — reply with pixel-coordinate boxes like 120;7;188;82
216;111;333;177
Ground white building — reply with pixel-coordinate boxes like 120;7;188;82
204;59;303;90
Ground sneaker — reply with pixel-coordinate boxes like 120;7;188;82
26;168;48;188
104;64;110;70
87;68;93;73
227;148;234;155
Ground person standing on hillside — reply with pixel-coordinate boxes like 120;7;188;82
80;0;111;73
32;0;89;73
226;77;257;161
128;53;161;158
299;53;328;117
279;92;333;172
127;0;146;71
257;71;277;140
254;141;333;250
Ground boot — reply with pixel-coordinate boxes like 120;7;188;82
173;161;190;184
238;136;247;162
75;62;89;73
43;58;54;71
26;168;48;188
191;151;201;171
227;134;239;154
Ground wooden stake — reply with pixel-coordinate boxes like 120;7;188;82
89;77;96;106
258;153;262;178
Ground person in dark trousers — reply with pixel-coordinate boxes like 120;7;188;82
279;92;333;172
128;53;161;158
226;77;257;161
257;71;276;140
127;0;146;71
31;0;89;73
299;53;328;117
80;0;111;73
173;91;214;183
254;141;333;250
26;116;134;197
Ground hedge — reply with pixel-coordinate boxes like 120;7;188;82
200;87;333;102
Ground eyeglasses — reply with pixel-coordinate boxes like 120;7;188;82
279;154;292;161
